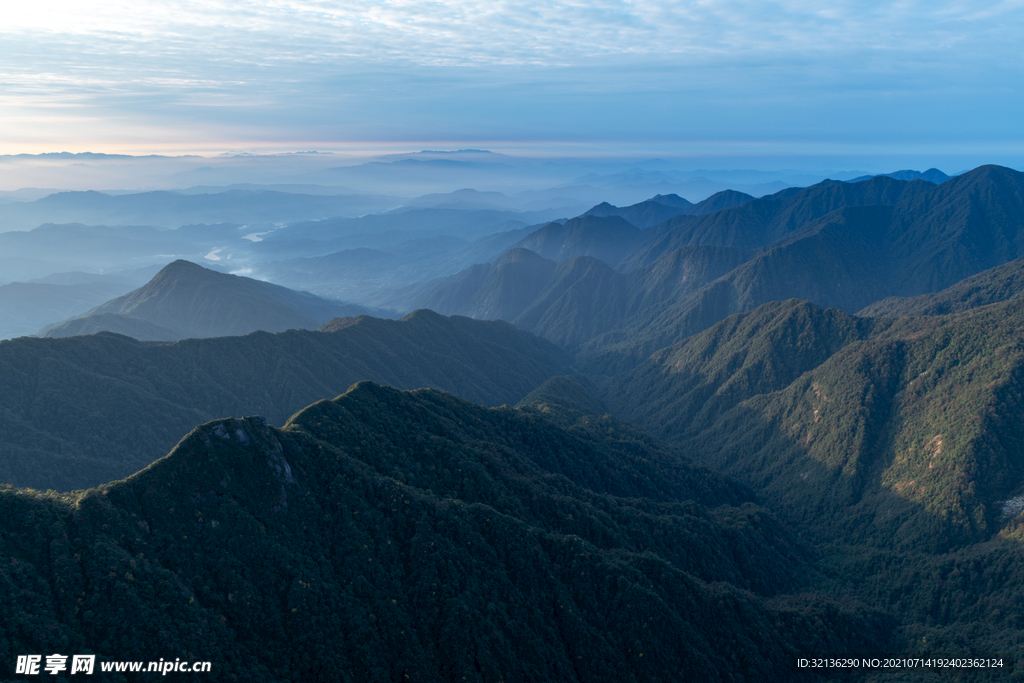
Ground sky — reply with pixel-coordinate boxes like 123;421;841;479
1;0;1023;170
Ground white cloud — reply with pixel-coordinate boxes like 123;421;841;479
3;0;1021;69
0;1;1021;152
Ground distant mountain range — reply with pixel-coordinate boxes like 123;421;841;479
847;168;952;184
43;260;372;340
409;165;1024;370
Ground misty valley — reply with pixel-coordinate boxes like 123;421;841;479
3;154;1024;682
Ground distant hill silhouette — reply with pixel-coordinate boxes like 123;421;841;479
1;310;572;490
44;260;370;340
848;168;952;184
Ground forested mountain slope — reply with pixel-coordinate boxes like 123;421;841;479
596;298;1024;663
0;383;890;682
0;310;571;491
604;298;1024;550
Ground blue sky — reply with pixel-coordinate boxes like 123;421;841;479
2;1;1022;170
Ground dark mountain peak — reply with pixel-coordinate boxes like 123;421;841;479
953;163;1022;186
154;258;211;277
582;201;618;216
686;189;756;216
397;308;463;329
649;193;693;208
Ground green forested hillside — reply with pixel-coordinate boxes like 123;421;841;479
0;383;891;682
605;298;1024;547
598;298;1024;667
0;310;571;491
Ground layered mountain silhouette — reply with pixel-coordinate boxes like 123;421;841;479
43;260;372;340
409;165;1024;371
1;310;571;490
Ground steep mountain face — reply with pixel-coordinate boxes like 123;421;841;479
883;165;1024;294
511;215;643;268
579;205;895;366
0;383;890;682
0;310;572;491
45;260;369;340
